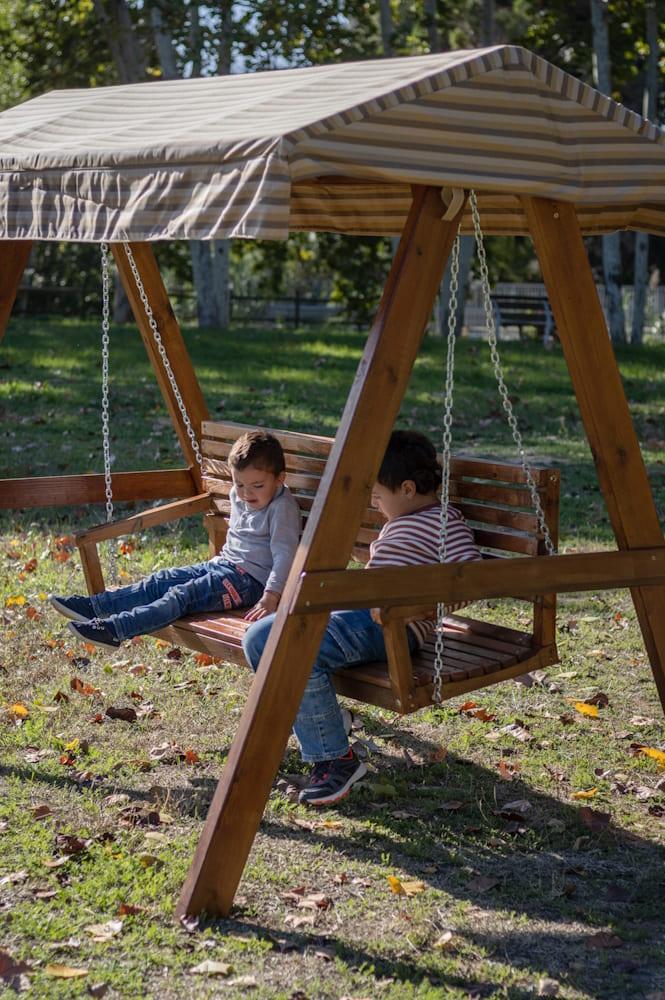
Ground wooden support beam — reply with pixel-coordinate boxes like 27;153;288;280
0;468;197;509
0;241;32;341
523;197;665;711
291;547;665;614
112;242;209;490
176;186;466;918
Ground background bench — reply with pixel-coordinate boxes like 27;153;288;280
491;294;555;342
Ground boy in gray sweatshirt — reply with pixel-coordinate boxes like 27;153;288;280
49;431;301;649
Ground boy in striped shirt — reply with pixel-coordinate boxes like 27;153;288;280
242;430;480;806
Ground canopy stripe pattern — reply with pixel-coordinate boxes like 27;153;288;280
0;45;663;242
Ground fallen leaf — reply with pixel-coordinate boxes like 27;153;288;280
458;700;478;713
583;691;609;708
105;705;137;723
70;676;101;697
433;930;454;950
0;949;31;991
0;871;28;886
639;747;665;767
284;912;316;928
189;959;233;976
386;875;425;896
578;807;611;832
117;903;145;917
184;749;200;765
498;759;520;780
586;931;622;949
438;800;465;812
537;978;560;997
86;920;123;942
467;874;500;893
572;788;598;800
32;805;52;821
497;799;532;821
8;703;29;720
571;701;599;719
45;964;88;978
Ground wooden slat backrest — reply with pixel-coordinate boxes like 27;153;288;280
202;420;558;564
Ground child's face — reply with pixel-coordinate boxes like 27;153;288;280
232;464;285;510
371;480;417;521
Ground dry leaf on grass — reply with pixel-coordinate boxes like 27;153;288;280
0;950;31;992
578;807;611;832
497;799;532;821
586;931;622;949
571;788;598;800
45;964;88;978
467;874;500;893
433;930;454;950
386;875;426;896
570;701;599;719
189;960;233;976
86;920;123;942
105;705;137;723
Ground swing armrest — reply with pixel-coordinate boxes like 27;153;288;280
75;493;212;597
75;493;212;546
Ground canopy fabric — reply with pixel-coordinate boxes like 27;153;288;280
0;45;663;243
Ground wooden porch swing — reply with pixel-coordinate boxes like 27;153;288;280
2;47;665;921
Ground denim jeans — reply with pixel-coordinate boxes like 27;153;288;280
242;609;418;763
91;559;264;641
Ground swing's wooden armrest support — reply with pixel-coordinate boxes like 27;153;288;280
291;546;665;615
75;493;212;595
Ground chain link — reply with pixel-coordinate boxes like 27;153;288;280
432;231;461;704
469;191;556;558
100;242;117;584
122;243;204;472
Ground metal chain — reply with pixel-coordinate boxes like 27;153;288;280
470;191;556;557
100;242;117;584
122;243;204;472
433;231;461;704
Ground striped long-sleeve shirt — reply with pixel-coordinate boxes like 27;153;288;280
367;503;481;647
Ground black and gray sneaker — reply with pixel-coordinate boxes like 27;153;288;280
68;618;120;650
50;594;95;622
298;749;367;807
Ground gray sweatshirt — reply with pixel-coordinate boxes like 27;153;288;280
217;484;301;594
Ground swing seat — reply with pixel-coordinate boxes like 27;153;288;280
75;419;561;714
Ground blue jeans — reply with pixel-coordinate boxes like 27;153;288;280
91;559;264;641
242;609;418;763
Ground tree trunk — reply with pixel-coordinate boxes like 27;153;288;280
482;0;495;48
424;0;438;52
631;0;659;347
93;0;147;322
189;240;218;328
590;0;626;345
437;234;474;337
211;1;232;330
93;0;146;84
379;0;394;56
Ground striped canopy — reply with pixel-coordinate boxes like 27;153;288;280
1;45;663;243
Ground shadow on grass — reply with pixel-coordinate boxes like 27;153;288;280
3;730;664;997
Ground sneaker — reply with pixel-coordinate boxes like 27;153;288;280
298;749;367;807
68;618;120;650
50;594;95;622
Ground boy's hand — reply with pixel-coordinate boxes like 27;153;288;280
244;590;280;621
370;607;383;624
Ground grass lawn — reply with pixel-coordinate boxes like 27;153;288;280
1;315;665;1000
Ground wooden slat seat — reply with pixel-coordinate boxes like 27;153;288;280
76;419;561;714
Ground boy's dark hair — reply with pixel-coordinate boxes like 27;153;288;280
228;430;286;475
377;430;441;494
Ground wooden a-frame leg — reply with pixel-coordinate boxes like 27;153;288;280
175;186;466;918
523;197;665;711
111;242;210;491
0;241;32;342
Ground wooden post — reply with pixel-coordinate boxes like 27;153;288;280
176;186;465;918
0;241;32;341
523;197;665;710
112;242;210;489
